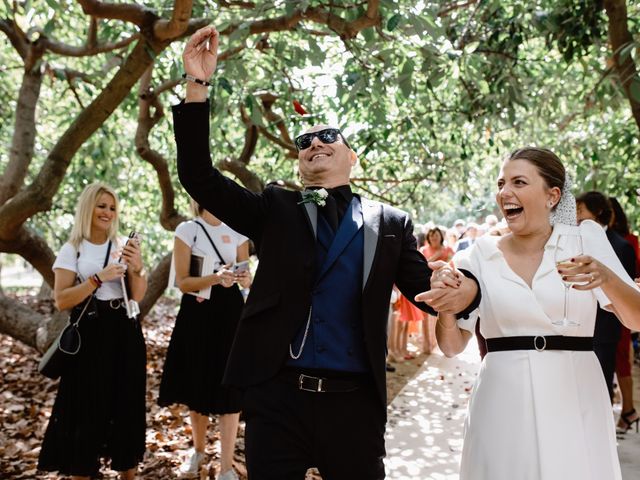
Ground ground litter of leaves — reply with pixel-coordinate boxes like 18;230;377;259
0;294;424;479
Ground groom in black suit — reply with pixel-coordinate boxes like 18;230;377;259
173;26;480;480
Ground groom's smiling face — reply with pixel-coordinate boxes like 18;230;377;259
297;125;356;187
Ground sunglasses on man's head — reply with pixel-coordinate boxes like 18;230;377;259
294;128;351;151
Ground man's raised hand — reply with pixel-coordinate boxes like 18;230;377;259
183;26;219;84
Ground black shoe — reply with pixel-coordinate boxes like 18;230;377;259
386;362;396;372
617;409;640;434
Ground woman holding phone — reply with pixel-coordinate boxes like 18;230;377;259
159;200;251;480
38;182;147;480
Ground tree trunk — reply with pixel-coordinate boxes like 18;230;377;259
139;253;172;318
0;69;43;205
604;0;640;132
0;295;49;351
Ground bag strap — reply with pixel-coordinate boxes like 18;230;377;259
103;240;112;268
75;240;112;282
194;220;227;266
69;240;112;327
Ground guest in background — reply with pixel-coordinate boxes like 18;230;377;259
420;227;454;354
455;223;478;252
576;191;636;402
609;196;639;433
386;288;401;369
484;214;499;230
158;200;251;480
395;290;425;359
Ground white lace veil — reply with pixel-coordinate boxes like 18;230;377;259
549;174;577;226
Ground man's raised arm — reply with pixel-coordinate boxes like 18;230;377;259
173;26;266;239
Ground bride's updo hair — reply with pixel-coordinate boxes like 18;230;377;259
507;147;565;200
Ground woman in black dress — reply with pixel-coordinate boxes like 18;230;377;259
159;200;250;480
38;182;147;479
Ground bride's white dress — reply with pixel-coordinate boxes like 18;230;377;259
454;220;636;480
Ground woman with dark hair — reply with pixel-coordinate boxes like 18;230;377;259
608;196;639;433
425;148;640;479
420;227;454;353
575;192;635;406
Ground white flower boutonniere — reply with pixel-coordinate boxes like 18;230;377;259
298;188;329;207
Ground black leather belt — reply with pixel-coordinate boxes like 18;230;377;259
277;370;365;393
96;298;126;310
486;336;593;353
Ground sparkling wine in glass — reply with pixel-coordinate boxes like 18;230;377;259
554;233;584;327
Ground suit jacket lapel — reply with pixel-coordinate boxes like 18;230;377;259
316;198;363;281
361;197;381;291
301;193;317;237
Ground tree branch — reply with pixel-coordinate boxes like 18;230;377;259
135;65;187;231
0;294;49;351
0;67;43;206
221;0;381;40
217;123;263;192
88;16;98;48
76;0;157;30
217;0;256;8
438;0;479;17
0;18;28;59
139;253;172;318
0;226;56;287
42;32;139;57
349;180;396;205
258;92;297;157
153;0;193;41
603;0;640;132
0;39;160;237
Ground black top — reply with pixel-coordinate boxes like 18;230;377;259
594;229;636;343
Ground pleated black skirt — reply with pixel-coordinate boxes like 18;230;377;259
158;284;244;415
38;301;147;477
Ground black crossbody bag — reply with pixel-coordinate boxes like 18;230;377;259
38;241;112;379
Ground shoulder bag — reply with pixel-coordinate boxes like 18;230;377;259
38;241;112;379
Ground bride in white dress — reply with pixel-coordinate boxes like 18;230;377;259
423;148;640;480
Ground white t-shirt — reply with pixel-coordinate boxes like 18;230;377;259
52;237;128;300
175;218;248;270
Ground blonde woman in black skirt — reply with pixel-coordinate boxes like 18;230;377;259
159;200;251;480
38;182;147;479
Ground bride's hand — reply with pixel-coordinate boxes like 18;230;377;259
415;274;477;314
428;261;461;289
557;254;613;291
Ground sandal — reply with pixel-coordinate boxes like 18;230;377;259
617;408;640;434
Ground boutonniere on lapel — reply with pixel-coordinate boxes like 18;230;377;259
298;188;328;207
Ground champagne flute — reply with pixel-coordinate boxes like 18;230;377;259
554;233;584;326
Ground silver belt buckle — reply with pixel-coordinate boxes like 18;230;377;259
109;299;122;310
534;335;547;352
298;374;324;393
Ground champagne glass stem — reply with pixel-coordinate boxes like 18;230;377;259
563;284;570;326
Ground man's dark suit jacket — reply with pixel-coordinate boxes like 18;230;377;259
173;102;451;412
594;229;636;343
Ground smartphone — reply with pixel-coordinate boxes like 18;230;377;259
127;231;141;244
233;260;250;274
119;232;140;264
